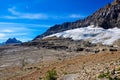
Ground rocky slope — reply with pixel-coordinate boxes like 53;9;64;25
4;49;120;80
35;0;120;40
0;37;119;80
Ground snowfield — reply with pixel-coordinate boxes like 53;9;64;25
44;25;120;45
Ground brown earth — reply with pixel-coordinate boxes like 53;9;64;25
0;38;120;80
5;50;120;80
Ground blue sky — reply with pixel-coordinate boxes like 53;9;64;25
0;0;113;42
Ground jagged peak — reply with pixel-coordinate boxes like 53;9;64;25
112;0;120;5
5;38;22;45
34;0;120;40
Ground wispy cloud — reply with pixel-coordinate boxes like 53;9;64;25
0;22;51;35
51;14;85;19
0;22;50;28
8;7;20;15
0;22;51;42
1;29;14;33
0;33;6;37
4;7;48;20
3;16;18;19
68;14;85;18
1;7;85;20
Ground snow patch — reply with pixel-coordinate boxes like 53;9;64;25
44;25;120;45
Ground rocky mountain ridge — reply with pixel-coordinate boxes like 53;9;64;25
35;0;120;40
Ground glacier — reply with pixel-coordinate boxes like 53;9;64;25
44;25;120;45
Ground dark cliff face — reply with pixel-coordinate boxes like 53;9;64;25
34;0;120;40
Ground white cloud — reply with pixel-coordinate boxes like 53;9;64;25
0;22;50;28
1;7;85;20
69;14;85;18
6;7;48;20
0;22;51;42
0;33;6;37
1;29;14;33
8;7;20;15
0;23;48;38
3;16;18;19
48;14;85;20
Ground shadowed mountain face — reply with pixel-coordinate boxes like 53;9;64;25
34;0;120;40
5;38;22;45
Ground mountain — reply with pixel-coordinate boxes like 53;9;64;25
34;0;120;40
5;38;22;45
0;42;2;45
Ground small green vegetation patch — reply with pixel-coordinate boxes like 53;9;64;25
98;71;110;78
45;69;57;80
